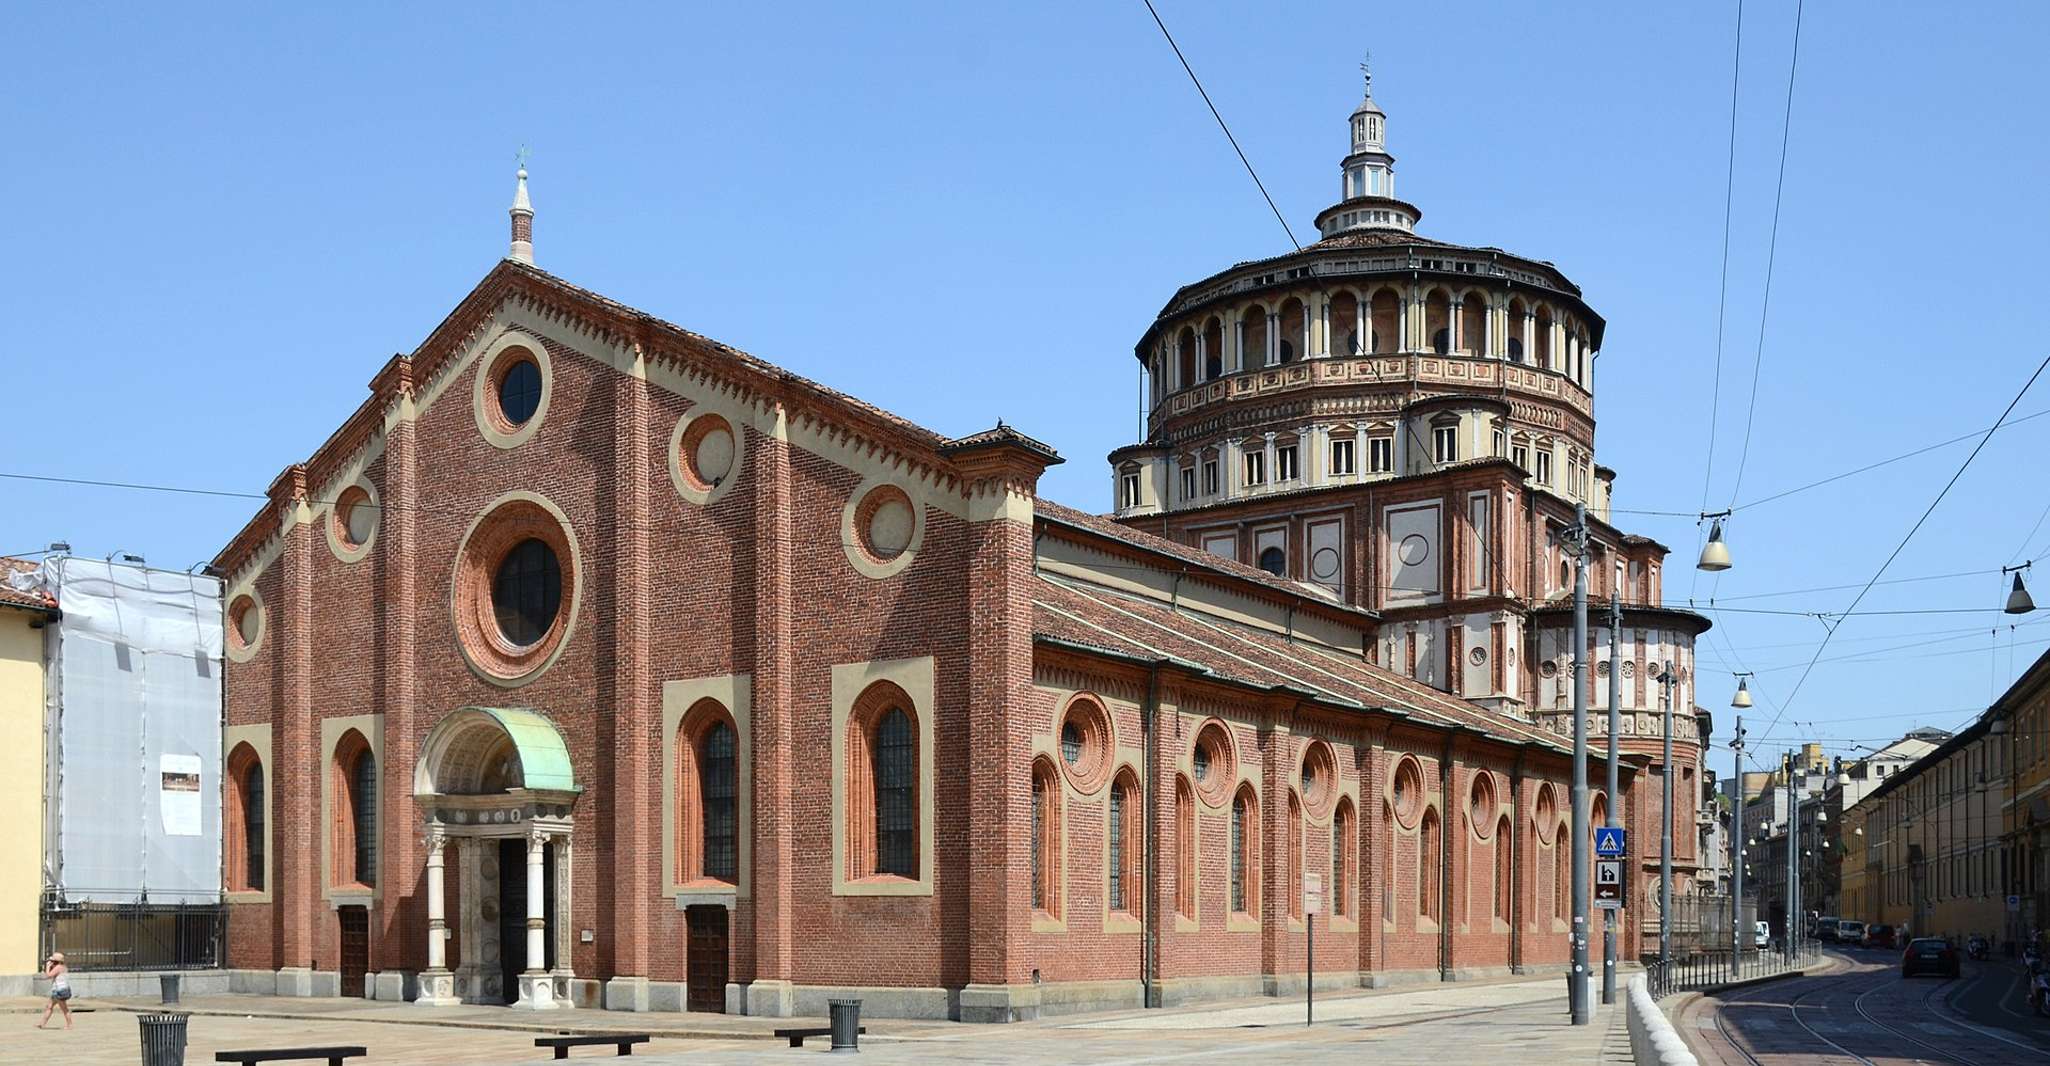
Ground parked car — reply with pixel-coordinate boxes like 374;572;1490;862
1901;937;1961;978
1837;920;1867;945
1813;915;1841;941
1863;924;1896;949
1754;921;1772;949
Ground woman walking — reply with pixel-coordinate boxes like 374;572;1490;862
37;952;72;1030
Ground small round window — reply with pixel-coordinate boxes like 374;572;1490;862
857;485;915;562
1257;546;1286;576
497;357;542;426
1056;695;1113;793
1191;720;1236;807
334;485;377;549
492;537;562;647
1300;739;1337;817
228;595;261;651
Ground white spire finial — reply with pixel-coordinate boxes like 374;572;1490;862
1360;52;1372;96
508;148;535;264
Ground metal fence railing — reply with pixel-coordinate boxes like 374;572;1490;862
40;899;227;972
1644;939;1819;999
1666;894;1758;955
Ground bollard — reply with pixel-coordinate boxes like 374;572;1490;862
160;973;182;1005
828;997;862;1054
138;1013;189;1066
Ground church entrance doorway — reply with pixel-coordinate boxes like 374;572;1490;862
685;905;728;1013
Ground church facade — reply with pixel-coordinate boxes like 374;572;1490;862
214;77;1700;1020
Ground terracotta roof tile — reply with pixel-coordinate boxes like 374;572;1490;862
0;557;56;613
1034;573;1573;755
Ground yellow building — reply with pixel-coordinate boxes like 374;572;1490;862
1839;801;1870;924
1852;710;2008;944
0;560;55;979
1992;648;2050;949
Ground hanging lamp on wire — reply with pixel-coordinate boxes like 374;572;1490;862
2003;562;2036;615
1731;672;1754;709
1698;511;1733;572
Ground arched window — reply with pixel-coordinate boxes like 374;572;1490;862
1203;317;1224;379
1031;757;1062;917
1231;785;1260;916
1110;769;1140;914
1175;775;1197;919
874;708;916;878
1555;821;1570;921
1286;792;1303;919
1507;335;1524;362
333;730;377;889
1257;546;1286;576
1177;326;1197;387
700;720;738;882
1370;291;1401;354
227;743;265;892
1494;815;1512;921
1333;798;1355;920
1418;807;1440;921
1460;297;1487;356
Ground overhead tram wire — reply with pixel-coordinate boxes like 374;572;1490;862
1691;0;1748;603
1140;0;1299;252
1720;0;1804;511
1752;349;2050;747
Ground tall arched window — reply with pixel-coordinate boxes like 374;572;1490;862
333;731;377;889
1109;769;1140;915
1494;815;1512;921
1175;775;1196;920
700;721;738;882
1231;785;1260;917
1555;821;1570;921
1333;798;1355;920
227;743;265;892
874;708;916;878
1286;792;1303;919
1418;808;1440;921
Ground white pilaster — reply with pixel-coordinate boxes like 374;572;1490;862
513;829;558;1010
414;827;460;1006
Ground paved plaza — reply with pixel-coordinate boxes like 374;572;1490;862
0;974;1633;1065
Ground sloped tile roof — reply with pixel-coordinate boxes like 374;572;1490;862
1033;573;1570;755
0;557;56;613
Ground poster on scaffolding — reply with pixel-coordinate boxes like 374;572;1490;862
160;753;203;836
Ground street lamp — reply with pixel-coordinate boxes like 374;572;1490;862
2004;563;2036;615
1731;673;1754;709
1698;513;1733;572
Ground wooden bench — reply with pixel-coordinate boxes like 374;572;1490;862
215;1049;367;1066
773;1025;864;1048
533;1034;651;1058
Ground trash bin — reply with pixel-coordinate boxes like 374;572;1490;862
160;973;181;1005
828;997;862;1054
138;1013;189;1066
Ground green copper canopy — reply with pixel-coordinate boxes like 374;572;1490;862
472;706;577;792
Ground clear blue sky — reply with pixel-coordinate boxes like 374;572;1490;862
6;2;2047;767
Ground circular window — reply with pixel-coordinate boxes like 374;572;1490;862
1191;719;1236;807
1257;547;1286;576
1535;784;1559;844
1391;757;1424;828
1540;660;1559;679
1056;695;1113;793
1311;547;1341;581
227;594;262;652
474;334;553;449
1300;740;1337;818
453;493;581;686
492;538;561;647
675;413;738;493
497;357;542;426
843;481;924;579
1469;646;1487;666
333;485;377;549
1398;534;1430;566
1470;772;1498;832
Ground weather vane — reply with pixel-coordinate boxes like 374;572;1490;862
1359;52;1371;94
516;145;531;172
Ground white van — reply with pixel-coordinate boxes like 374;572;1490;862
1754;921;1771;949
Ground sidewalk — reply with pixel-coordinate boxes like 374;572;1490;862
0;973;1635;1065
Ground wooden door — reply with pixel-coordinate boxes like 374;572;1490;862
338;906;368;997
499;838;527;1001
685;905;728;1013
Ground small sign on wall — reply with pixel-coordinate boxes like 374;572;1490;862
160;753;202;836
1305;872;1323;915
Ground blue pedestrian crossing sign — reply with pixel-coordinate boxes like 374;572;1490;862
1594;827;1627;857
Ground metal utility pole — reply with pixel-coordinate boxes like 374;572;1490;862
1602;596;1620;1005
1783;751;1797;961
1565;504;1592;1025
1657;661;1675;967
1731;716;1746;964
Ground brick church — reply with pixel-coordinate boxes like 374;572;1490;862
214;72;1708;1020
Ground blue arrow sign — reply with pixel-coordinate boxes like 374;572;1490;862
1594;827;1627;857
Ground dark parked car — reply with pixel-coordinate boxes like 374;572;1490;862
1901;937;1960;978
1813;915;1842;941
1863;924;1896;949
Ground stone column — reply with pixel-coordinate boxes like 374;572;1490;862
1483;301;1495;357
416;826;460;1006
1450;300;1462;353
1195;330;1207;381
1318;297;1330;358
514;829;558;1009
1262;432;1278;488
1355;298;1368;357
1266;311;1280;366
1522;312;1535;364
